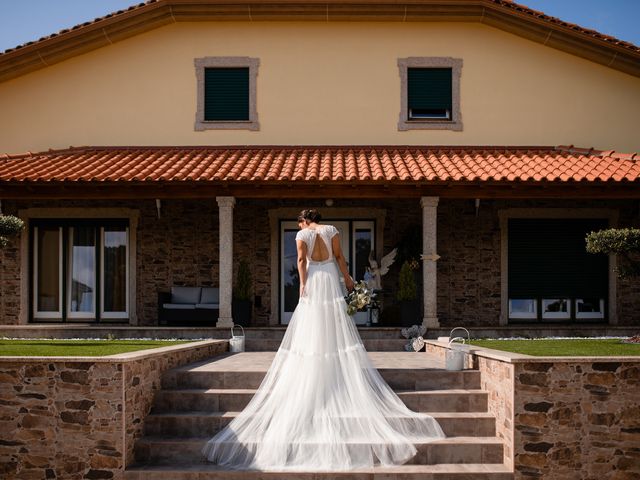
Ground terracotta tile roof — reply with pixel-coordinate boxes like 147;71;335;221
0;146;638;185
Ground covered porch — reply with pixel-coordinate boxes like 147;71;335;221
0;146;639;330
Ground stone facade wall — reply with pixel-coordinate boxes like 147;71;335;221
477;355;515;469
514;360;640;479
0;340;227;479
427;341;640;479
1;198;638;327
0;209;22;325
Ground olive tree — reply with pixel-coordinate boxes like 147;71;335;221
586;228;640;278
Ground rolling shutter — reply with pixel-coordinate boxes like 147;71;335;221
407;68;452;112
508;219;609;299
204;68;250;121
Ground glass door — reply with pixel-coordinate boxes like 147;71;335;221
31;221;129;323
33;226;63;320
67;226;96;319
280;220;375;325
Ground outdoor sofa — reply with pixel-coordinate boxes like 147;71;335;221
158;286;219;325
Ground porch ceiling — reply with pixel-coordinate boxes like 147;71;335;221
0;145;639;199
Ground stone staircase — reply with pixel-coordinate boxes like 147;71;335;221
125;351;513;479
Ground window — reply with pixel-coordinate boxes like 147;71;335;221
507;218;609;322
398;57;462;131
576;298;605;319
509;299;537;319
32;221;129;322
194;57;260;131
542;299;571;320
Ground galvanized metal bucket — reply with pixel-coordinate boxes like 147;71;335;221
229;324;245;353
445;327;470;371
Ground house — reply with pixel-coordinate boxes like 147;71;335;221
0;0;638;332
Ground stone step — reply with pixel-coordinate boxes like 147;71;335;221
144;411;496;437
152;389;488;413
134;436;504;465
242;339;408;351
161;367;481;391
125;463;514;479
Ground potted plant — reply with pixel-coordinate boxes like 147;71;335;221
0;215;24;249
232;260;252;326
397;260;420;327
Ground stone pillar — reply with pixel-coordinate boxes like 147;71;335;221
420;197;440;329
216;196;235;327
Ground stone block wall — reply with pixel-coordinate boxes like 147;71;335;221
427;341;640;479
477;355;515;469
513;359;640;479
0;340;227;479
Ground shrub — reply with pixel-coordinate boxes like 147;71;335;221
586;228;640;278
397;261;417;301
0;215;24;249
234;260;252;301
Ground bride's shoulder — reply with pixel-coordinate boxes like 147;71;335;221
322;224;339;237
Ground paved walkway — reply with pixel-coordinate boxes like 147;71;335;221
181;351;447;372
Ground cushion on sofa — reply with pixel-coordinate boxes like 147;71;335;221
163;303;197;310
200;287;220;304
195;303;220;310
171;286;202;304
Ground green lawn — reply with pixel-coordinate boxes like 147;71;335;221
0;339;190;356
469;338;640;356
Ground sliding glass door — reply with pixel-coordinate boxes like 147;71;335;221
32;221;129;322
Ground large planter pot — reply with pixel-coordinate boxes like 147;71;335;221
232;299;252;327
400;300;421;327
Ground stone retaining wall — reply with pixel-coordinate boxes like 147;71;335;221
0;340;227;480
426;341;640;479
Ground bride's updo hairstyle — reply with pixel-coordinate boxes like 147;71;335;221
298;209;322;224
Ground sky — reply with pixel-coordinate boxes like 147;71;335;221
0;0;639;53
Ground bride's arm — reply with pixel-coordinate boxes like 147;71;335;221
332;234;355;292
296;240;308;297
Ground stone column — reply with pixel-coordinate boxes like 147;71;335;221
216;196;235;327
420;197;440;329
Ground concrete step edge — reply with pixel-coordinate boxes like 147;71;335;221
125;462;514;473
136;436;505;446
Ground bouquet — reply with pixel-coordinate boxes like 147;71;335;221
345;280;375;316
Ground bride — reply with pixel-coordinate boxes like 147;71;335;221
202;209;445;471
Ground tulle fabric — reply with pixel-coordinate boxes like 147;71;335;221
202;259;446;471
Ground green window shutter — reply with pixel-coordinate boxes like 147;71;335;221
407;68;452;116
508;219;609;299
204;68;250;121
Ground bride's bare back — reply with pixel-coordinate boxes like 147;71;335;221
310;230;330;261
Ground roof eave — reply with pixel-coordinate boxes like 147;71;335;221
0;0;639;83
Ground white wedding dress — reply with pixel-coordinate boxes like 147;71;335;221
202;224;445;471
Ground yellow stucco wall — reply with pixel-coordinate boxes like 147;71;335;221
1;21;639;154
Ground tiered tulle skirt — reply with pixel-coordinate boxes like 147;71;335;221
202;259;446;471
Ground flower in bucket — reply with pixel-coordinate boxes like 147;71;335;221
345;280;374;316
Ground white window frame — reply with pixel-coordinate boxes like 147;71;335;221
351;221;376;279
33;226;64;319
397;57;463;131
576;298;606;319
508;299;538;319
66;226;97;320
351;221;376;326
194;56;260;131
541;298;571;319
100;227;130;319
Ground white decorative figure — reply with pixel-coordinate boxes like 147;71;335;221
365;248;397;290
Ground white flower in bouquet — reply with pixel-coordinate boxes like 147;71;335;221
345;281;374;316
